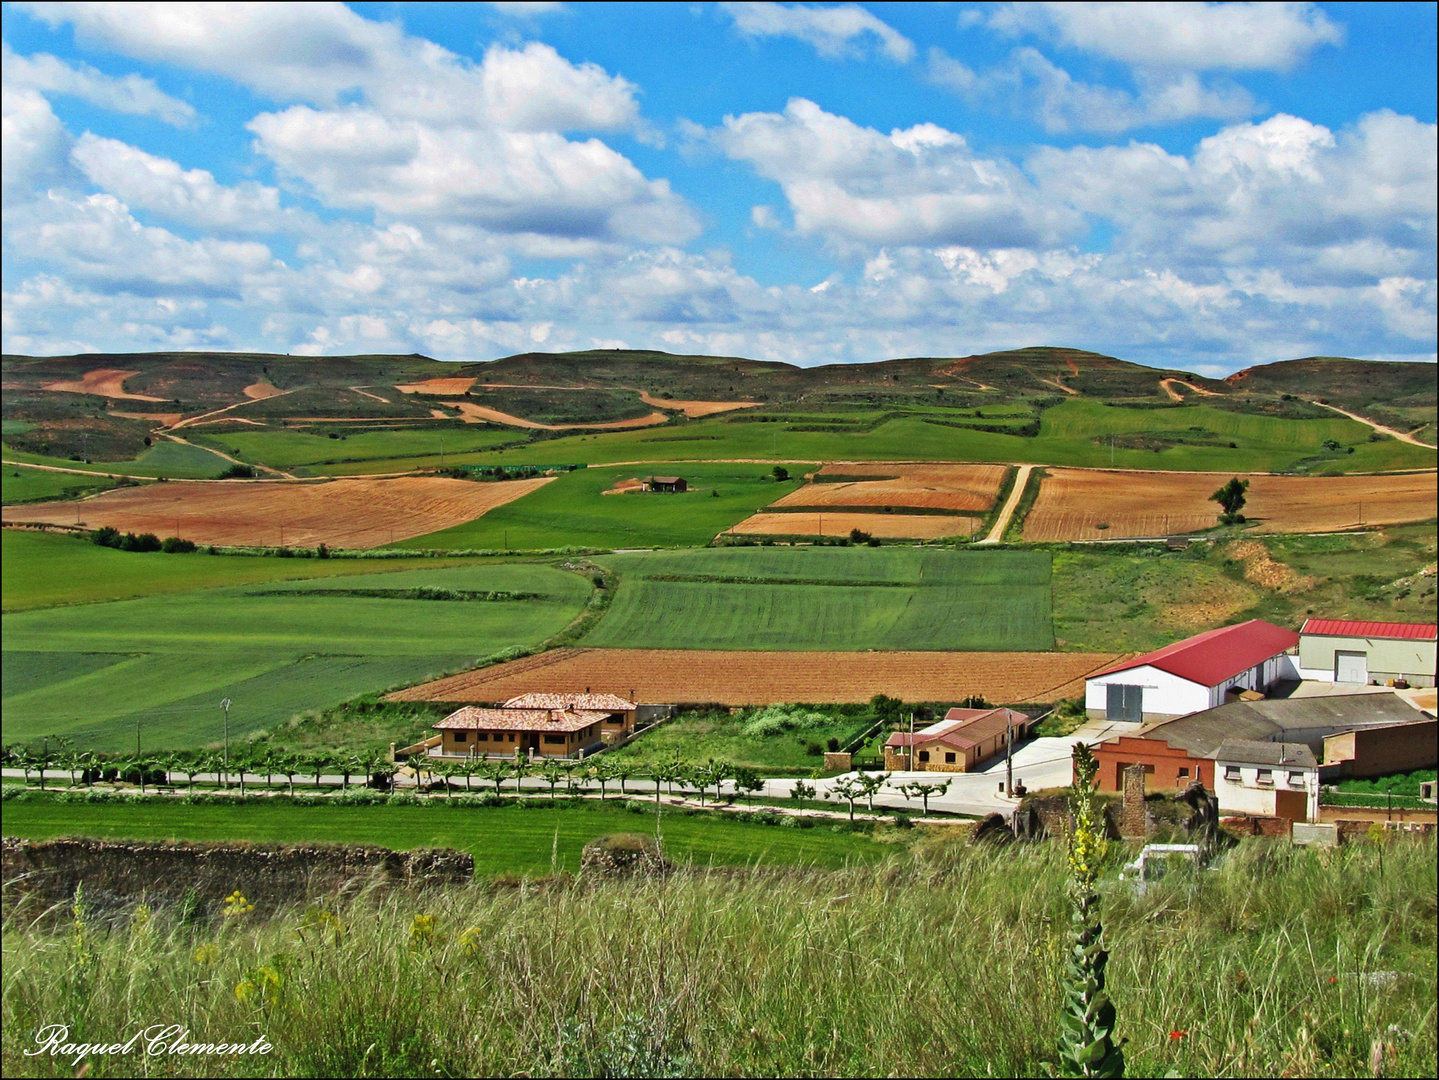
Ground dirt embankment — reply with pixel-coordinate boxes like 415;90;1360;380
41;369;167;402
2;837;472;920
1223;540;1316;593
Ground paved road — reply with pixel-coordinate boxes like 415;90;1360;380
1;736;1083;821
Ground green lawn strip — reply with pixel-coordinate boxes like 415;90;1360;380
604;707;883;774
3;563;592;749
188;426;518;470
0;798;881;875
393;461;811;550
1;529;561;611
2;463;124;504
2;439;236;479
1334;768;1436;797
586;546;1053;651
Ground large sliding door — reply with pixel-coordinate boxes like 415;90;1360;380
1105;684;1143;722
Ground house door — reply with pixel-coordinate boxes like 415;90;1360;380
1274;790;1308;822
1106;684;1143;722
1335;651;1368;684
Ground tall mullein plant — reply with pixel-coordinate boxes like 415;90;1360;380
1058;743;1125;1078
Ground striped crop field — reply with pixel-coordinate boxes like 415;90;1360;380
584;546;1054;651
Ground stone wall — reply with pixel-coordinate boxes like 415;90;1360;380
1;838;473;921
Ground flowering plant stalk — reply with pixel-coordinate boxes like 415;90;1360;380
1058;743;1125;1078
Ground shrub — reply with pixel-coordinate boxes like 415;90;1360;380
739;705;831;738
826;737;840;753
119;532;162;552
161;536;197;553
219;463;256;479
91;526;122;548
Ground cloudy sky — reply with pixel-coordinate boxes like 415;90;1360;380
2;2;1434;374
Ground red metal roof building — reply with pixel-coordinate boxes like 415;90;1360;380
1086;620;1302;723
1298;619;1437;688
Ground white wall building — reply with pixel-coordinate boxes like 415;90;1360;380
1086;620;1301;724
1215;739;1320;822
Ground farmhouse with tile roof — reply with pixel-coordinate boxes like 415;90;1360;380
883;706;1034;772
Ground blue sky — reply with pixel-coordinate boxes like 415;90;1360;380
2;2;1434;373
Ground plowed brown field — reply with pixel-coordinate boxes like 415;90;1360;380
2;475;552;548
728;512;978;539
41;369;166;401
778;463;1006;511
388;647;1124;706
1021;468;1439;541
397;377;476;395
638;391;763;418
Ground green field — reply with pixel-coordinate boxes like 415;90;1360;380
2;463;122;504
356;398;1436;475
395;461;810;550
2;438;236;478
188;425;518;472
0;796;879;875
586;546;1054;650
1;529;537;611
2;563;591;749
604;706;877;774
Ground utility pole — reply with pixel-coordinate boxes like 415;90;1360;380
81;432;90;464
1005;719;1014;797
221;698;231;789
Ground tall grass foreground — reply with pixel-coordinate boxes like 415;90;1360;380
3;840;1435;1077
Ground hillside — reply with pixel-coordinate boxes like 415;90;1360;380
3;347;1434;480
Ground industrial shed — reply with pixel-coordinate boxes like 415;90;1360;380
1085;620;1300;723
1298;619;1436;687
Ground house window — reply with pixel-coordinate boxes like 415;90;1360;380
543;735;566;745
1256;768;1273;786
1224;766;1241;782
453;731;468;743
918;750;930;763
1178;767;1190;779
944;752;956;764
475;732;488;741
1288;771;1305;786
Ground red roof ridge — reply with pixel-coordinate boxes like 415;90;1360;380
1300;618;1436;641
1092;619;1299;687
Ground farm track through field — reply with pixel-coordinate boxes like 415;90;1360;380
387;647;1124;706
1312;401;1436;447
978;464;1035;544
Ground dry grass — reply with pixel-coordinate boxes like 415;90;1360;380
1;476;552;549
637;391;764;418
727;512;978;539
1022;468;1439;541
775;463;1007;513
395;377;477;395
387;646;1122;705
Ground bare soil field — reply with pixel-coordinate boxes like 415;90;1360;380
243;382;285;400
1021;468;1438;541
781;463;1007;512
727;512;978;539
638;391;764;418
1159;378;1219;401
444;401;669;431
41;369;167;401
2;476;552;548
111;411;183;427
388;647;1123;706
601;477;646;495
397;377;477;395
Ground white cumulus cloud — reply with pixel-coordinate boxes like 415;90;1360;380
720;2;914;62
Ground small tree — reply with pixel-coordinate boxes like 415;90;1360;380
589;758;616;800
790;779;816;803
511;754;531;795
539;759;566;803
732;765;763;805
480;761;509;796
857;771;890;812
612;762;634;797
307;753;327;791
901;779;950;814
830;776;865;822
771;465;790;482
277;754;301;797
1058;743;1125;1078
1210;477;1249;524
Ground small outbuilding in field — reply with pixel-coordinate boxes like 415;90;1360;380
884;707;1033;772
1297;619;1437;688
645;476;687;492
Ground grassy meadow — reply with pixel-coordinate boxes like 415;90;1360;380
0;795;878;875
347;398;1437;476
2;465;122;505
2;439;236;479
394;461;810;550
2;562;591;750
587;546;1054;651
1051;523;1439;653
1;835;1432;1077
187;425;517;473
602;705;877;774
